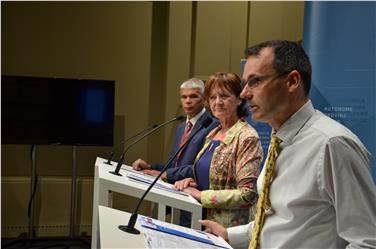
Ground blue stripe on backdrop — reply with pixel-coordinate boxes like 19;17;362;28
303;1;376;183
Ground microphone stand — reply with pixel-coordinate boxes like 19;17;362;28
118;117;212;234
105;124;158;165
110;115;185;176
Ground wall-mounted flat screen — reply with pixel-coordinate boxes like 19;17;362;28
1;75;115;146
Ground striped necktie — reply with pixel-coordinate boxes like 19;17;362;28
176;121;193;162
249;134;281;249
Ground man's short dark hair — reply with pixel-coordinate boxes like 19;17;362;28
245;40;312;96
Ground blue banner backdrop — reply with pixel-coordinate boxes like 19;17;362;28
303;2;375;182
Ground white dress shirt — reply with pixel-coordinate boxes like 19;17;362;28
187;108;206;130
228;100;376;249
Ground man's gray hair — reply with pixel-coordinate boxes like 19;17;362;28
180;78;205;95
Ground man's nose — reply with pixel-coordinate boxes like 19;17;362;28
240;84;251;99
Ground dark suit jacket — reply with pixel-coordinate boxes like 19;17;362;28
151;111;218;183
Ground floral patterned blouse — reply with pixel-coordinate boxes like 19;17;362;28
193;119;263;228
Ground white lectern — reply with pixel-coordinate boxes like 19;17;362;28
91;157;202;249
99;205;149;248
98;205;231;249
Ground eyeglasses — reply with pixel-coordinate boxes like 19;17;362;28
242;71;290;89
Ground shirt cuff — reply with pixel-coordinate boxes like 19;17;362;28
227;222;253;249
200;190;211;207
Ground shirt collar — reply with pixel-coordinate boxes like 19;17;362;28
275;100;315;144
187;108;205;127
207;119;247;145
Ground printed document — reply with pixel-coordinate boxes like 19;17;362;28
138;215;232;249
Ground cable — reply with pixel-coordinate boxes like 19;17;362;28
27;144;38;237
27;175;38;219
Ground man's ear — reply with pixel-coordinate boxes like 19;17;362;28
286;70;302;92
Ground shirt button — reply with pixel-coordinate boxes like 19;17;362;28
265;208;274;215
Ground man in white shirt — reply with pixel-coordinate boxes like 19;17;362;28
200;40;376;248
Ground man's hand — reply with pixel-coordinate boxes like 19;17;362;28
132;158;151;171
142;169;167;181
174;178;198;190
199;219;228;242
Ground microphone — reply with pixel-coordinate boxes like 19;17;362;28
118;116;213;234
110;115;186;176
105;124;159;165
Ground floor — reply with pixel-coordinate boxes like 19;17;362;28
1;236;91;249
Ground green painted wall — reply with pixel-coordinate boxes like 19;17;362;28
1;1;304;237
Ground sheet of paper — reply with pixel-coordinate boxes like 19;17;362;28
127;172;189;196
143;228;222;249
138;215;232;249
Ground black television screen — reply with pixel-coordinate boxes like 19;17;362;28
1;75;115;146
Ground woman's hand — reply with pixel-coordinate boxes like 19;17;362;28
183;187;201;201
174;178;197;190
174;178;201;201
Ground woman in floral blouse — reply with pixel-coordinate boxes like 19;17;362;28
174;72;263;228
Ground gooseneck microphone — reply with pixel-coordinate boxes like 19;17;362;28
105;124;159;165
110;115;186;176
119;116;213;234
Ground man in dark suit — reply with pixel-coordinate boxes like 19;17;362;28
132;78;217;183
132;78;217;227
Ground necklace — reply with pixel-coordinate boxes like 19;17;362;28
208;140;220;151
208;142;214;151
